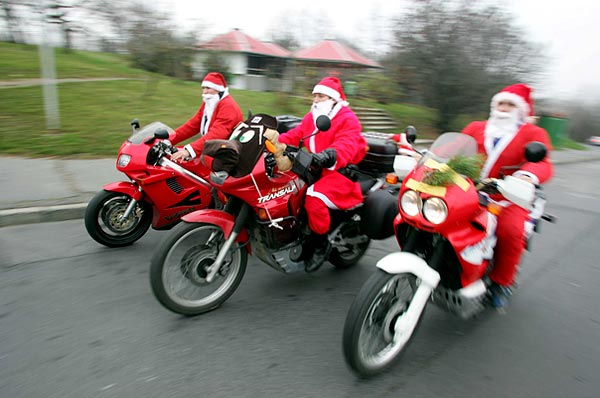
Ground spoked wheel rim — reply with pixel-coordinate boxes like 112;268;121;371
98;195;145;236
161;225;243;308
357;274;419;368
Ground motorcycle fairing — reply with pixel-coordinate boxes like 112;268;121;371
102;182;143;201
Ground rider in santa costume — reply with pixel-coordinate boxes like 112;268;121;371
170;72;243;161
462;83;554;307
278;77;367;271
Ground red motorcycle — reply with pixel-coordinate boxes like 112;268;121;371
342;132;555;377
85;119;220;247
149;114;401;316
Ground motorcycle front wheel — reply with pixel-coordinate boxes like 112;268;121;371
149;222;247;316
84;190;152;247
343;269;424;378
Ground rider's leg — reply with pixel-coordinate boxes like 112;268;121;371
304;195;332;272
488;204;528;306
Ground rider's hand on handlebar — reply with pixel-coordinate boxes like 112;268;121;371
171;148;190;162
312;148;337;169
264;153;276;177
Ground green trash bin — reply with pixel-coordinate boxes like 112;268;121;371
344;81;357;96
537;116;569;146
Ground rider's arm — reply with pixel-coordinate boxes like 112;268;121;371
186;99;243;158
514;125;554;185
327;113;366;169
170;107;203;145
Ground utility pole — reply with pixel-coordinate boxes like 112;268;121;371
38;22;61;130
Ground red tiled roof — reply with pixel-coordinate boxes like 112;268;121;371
199;29;291;58
293;40;381;68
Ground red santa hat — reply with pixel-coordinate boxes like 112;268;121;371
312;76;346;102
490;83;535;121
202;72;227;92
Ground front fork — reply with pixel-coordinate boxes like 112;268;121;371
119;185;143;222
205;201;250;283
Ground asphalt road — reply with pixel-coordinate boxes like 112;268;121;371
1;161;600;398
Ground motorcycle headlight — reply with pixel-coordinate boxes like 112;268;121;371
117;154;132;167
400;190;422;217
423;197;448;224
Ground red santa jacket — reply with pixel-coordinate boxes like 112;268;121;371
170;94;243;157
279;106;367;210
462;121;554;184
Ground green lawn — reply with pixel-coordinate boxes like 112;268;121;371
0;41;440;157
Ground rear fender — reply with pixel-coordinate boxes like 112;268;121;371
181;209;250;247
102;181;143;201
376;252;441;288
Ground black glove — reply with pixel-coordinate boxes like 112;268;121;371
264;153;276;177
312;148;337;169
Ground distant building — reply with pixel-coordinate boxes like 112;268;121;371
194;29;381;93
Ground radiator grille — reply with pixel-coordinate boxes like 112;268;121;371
166;177;183;194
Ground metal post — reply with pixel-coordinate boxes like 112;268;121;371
38;28;60;130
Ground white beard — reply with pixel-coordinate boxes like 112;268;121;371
311;99;335;120
201;93;220;134
485;109;521;139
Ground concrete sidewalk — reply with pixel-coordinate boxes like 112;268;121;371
2;146;600;227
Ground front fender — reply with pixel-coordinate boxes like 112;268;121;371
102;181;143;201
181;209;249;243
376;252;441;288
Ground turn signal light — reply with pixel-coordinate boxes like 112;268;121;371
487;202;503;216
386;173;399;185
257;208;269;221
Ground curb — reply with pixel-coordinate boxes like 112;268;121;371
0;203;86;228
2;155;600;228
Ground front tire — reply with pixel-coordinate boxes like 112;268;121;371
149;222;247;316
84;190;152;247
343;269;424;378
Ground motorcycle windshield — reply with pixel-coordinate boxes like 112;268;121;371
418;132;478;166
128;122;174;145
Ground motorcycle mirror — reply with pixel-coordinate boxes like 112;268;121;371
525;141;547;163
131;118;140;130
315;115;331;132
405;125;417;144
154;128;169;139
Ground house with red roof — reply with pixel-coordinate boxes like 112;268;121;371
196;29;292;91
195;29;381;92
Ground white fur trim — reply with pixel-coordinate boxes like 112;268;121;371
491;92;530;122
183;144;197;159
202;80;226;92
312;84;341;102
306;185;339;210
513;170;539;185
481;124;519;178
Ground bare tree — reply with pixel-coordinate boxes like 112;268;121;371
267;8;334;50
124;5;196;80
0;0;24;43
387;0;546;131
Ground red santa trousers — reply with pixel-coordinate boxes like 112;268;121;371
490;203;529;286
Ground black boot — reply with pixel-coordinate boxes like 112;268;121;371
304;234;332;273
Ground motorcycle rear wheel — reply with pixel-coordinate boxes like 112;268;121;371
329;221;370;269
343;269;424;378
149;222;247;316
84;190;152;247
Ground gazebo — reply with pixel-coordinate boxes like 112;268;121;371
292;40;382;70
